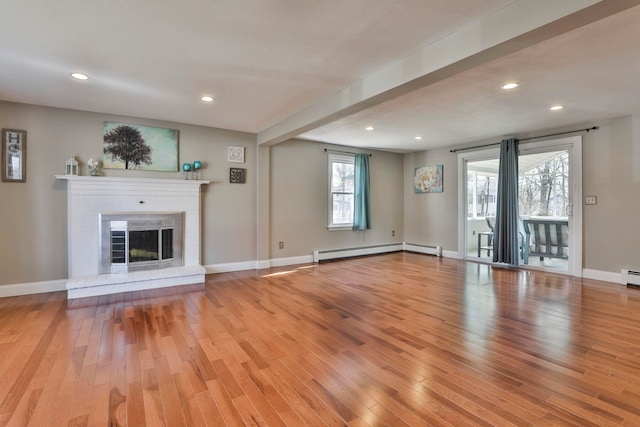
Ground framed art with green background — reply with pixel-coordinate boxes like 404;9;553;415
103;122;178;171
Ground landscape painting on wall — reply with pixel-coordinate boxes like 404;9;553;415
103;122;178;171
414;164;443;193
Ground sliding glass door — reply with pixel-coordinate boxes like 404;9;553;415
460;136;582;276
464;154;500;262
518;148;570;272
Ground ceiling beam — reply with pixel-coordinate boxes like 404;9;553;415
257;0;640;146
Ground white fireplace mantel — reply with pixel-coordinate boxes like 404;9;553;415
56;175;210;298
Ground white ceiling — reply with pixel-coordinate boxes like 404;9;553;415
2;0;640;153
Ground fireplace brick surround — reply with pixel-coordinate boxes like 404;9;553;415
56;175;209;299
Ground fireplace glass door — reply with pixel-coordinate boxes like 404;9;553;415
99;212;184;274
128;230;160;262
162;228;173;260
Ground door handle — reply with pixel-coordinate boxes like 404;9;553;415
566;204;573;216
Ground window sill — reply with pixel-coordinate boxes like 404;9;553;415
328;225;353;232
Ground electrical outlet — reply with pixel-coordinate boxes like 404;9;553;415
392;230;395;237
585;195;597;205
279;241;284;249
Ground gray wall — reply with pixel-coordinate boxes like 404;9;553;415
403;147;459;251
402;114;640;274
0;101;256;286
582;115;640;273
2;99;638;287
270;139;404;258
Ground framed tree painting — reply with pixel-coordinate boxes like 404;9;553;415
103;122;178;171
2;129;27;182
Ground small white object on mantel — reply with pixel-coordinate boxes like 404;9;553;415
55;175;210;299
87;157;100;176
65;156;79;175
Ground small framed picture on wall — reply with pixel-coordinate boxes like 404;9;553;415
230;167;246;183
2;129;27;183
228;146;245;163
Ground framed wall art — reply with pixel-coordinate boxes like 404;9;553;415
228;146;245;163
103;122;178;171
2;129;27;183
414;164;443;193
230;167;246;183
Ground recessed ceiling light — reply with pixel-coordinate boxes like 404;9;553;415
71;72;89;80
501;82;519;90
365;126;374;131
550;105;564;111
414;136;423;140
201;96;214;102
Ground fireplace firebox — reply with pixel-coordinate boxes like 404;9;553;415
99;212;183;274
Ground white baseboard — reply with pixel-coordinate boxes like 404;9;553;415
270;255;314;268
204;260;260;274
0;279;67;298
443;250;463;259
204;256;313;273
582;268;622;285
256;260;271;270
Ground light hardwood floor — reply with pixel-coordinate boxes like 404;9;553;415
2;252;640;426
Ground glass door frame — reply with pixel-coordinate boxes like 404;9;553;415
457;135;583;277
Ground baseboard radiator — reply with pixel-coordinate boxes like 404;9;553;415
313;242;442;263
313;243;403;263
403;243;442;257
621;269;640;286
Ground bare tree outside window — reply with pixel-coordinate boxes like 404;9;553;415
519;151;569;217
467;172;497;218
331;160;355;224
467;151;569;219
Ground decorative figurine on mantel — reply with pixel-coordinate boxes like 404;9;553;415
193;160;202;180
182;162;192;180
87;158;101;176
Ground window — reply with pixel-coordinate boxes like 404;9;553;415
328;153;355;229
